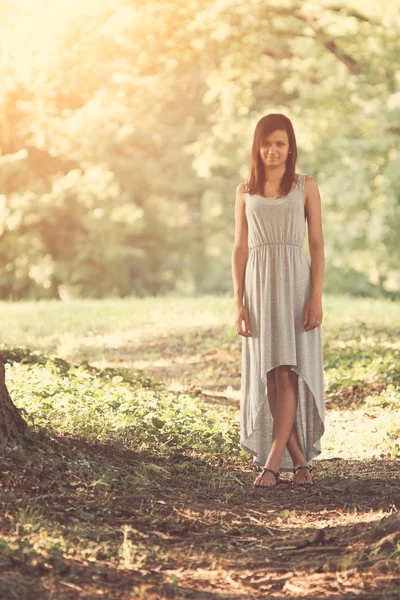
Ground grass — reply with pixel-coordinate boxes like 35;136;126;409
0;293;399;599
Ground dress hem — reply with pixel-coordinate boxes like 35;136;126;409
240;361;325;472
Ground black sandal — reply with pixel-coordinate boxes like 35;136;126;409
292;465;314;486
254;467;280;487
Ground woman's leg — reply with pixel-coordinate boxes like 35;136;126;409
267;368;308;462
254;366;312;486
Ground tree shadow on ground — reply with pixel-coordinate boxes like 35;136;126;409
0;433;399;599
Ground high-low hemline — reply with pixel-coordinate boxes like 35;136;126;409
240;360;325;472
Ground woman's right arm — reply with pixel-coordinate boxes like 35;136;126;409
231;182;251;337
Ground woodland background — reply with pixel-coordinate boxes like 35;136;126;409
0;0;399;301
1;3;399;598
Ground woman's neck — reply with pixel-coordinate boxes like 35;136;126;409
263;165;286;182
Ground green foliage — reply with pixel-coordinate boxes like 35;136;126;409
0;1;399;298
5;348;241;460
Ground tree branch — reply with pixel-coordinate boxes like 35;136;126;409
270;29;315;39
292;11;364;75
262;48;294;60
326;4;380;26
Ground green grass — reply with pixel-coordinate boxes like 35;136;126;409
1;292;399;356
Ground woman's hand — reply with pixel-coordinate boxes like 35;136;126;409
303;296;323;331
235;305;252;337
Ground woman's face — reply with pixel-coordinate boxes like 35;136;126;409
259;129;290;168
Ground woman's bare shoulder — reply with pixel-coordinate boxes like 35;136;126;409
236;181;248;194
304;174;318;186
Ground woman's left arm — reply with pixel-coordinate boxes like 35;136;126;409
303;176;325;331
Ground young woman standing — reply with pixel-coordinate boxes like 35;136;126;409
232;113;325;487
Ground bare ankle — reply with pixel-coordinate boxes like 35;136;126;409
264;459;281;472
290;454;307;469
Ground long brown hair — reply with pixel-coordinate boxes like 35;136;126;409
245;113;298;198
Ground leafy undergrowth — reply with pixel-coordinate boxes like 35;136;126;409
4;346;240;461
1;345;399;599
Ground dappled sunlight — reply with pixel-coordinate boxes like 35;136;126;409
0;426;398;598
323;407;398;460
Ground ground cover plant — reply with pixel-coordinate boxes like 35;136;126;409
0;294;399;599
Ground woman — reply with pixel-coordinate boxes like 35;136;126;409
231;113;325;487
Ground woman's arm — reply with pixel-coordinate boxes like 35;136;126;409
231;182;249;307
232;182;251;337
304;176;325;330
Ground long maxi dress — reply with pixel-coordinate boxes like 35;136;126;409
240;173;325;472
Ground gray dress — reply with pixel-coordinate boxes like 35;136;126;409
240;173;325;472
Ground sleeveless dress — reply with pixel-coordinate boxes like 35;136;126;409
240;173;325;472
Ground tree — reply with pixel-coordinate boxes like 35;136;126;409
0;353;28;444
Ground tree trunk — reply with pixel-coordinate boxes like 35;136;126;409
0;353;28;444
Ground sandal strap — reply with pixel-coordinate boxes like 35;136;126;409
293;465;313;474
260;467;280;480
